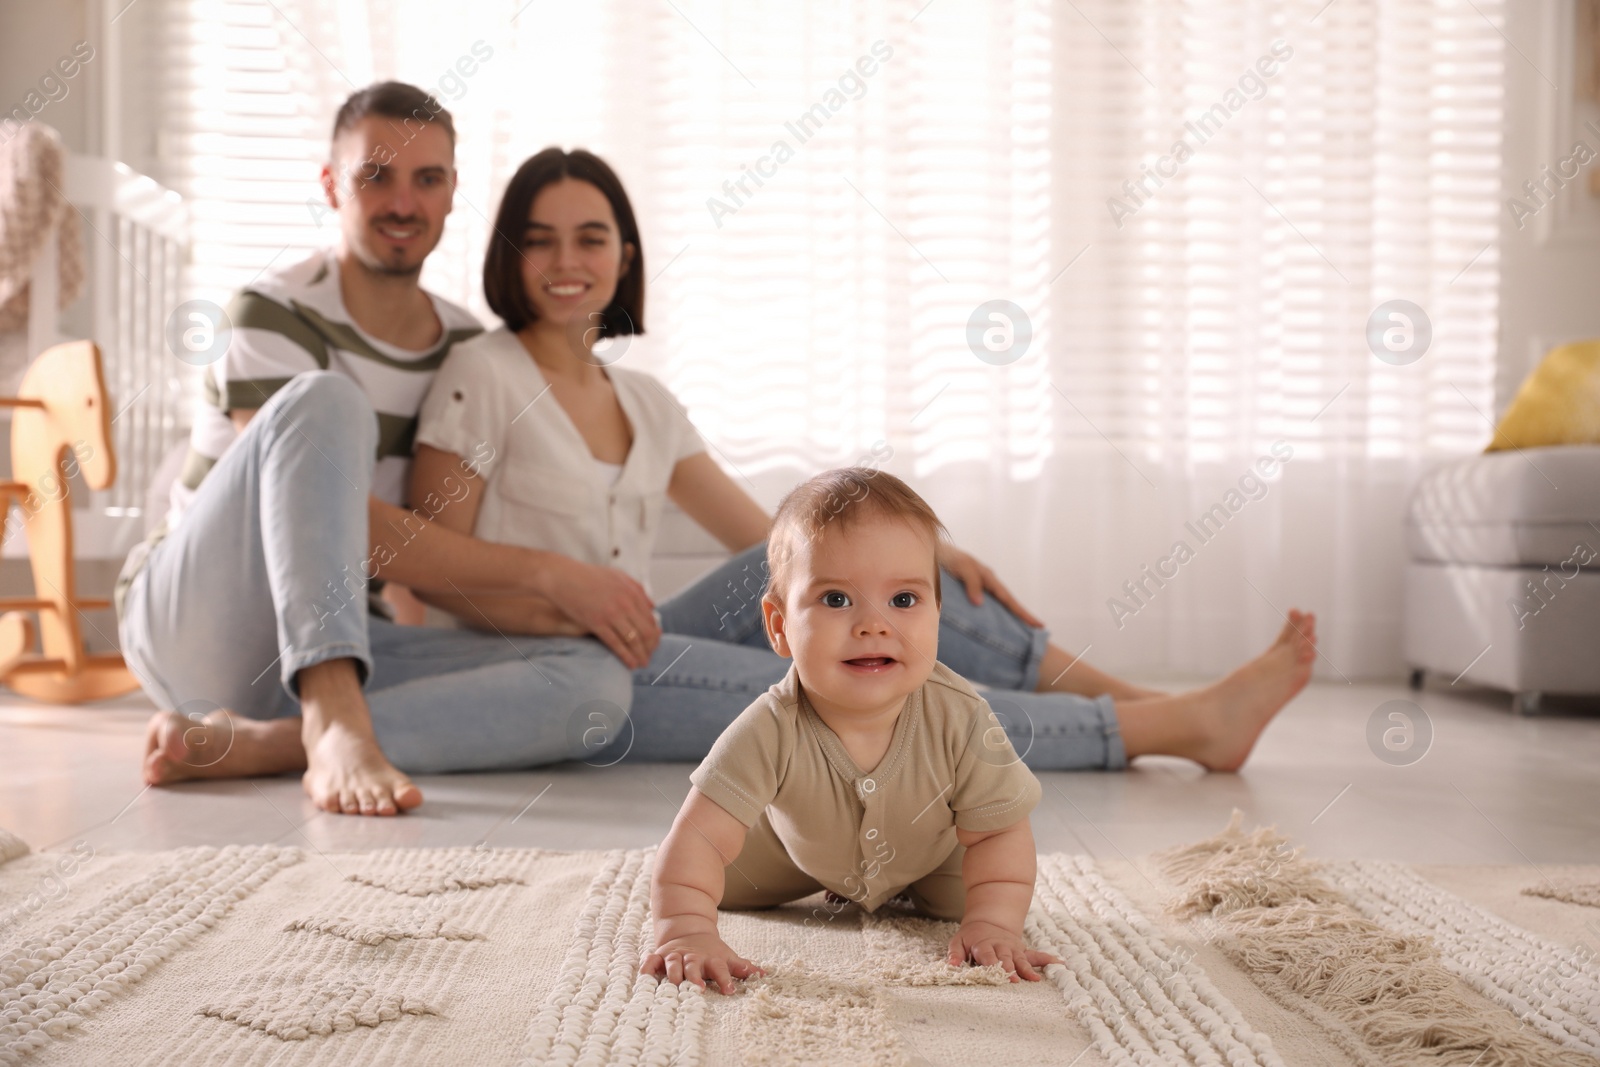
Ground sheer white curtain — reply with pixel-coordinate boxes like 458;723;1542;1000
1036;1;1503;679
143;0;1503;679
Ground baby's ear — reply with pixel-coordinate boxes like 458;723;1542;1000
760;593;791;658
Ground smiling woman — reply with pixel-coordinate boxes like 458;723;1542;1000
411;148;723;659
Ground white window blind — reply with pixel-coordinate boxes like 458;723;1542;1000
1050;1;1502;467
152;0;332;296
132;0;1505;676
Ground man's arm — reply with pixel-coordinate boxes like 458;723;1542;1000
366;495;565;600
406;442;660;666
231;408;559;603
232;409;658;664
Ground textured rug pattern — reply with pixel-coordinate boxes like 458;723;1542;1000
1028;853;1283;1066
0;845;301;1066
514;848;702;1067
1;819;1597;1066
1333;860;1600;1057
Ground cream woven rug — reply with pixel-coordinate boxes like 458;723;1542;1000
2;815;1598;1067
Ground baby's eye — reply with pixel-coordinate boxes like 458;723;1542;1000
821;591;851;608
890;591;918;609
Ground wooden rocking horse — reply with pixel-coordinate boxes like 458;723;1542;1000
0;339;141;701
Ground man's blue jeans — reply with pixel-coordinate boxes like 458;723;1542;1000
118;372;633;774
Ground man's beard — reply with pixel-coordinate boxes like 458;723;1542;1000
353;216;431;278
352;239;425;278
364;253;424;279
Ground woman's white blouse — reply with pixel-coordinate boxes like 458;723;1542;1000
414;327;706;593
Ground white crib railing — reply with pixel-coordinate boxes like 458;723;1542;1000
20;154;190;561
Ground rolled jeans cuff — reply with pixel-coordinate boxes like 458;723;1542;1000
282;640;374;698
1089;692;1127;769
1015;622;1050;693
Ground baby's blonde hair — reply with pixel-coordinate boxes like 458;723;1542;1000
766;467;948;606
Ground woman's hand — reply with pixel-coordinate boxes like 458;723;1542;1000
541;560;662;668
935;543;1046;628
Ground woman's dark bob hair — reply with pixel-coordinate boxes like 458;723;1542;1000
483;148;645;337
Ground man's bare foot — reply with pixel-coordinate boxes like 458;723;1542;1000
296;658;422;817
1116;610;1317;770
143;708;305;786
300;718;423;816
1187;610;1318;771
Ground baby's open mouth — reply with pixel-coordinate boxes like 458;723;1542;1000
844;656;896;668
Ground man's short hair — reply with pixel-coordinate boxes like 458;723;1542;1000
332;81;456;148
766;467;948;606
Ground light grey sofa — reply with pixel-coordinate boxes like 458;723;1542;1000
1403;444;1600;714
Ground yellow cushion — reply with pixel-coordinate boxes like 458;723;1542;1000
1487;340;1600;451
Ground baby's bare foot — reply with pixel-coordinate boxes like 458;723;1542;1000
301;718;423;816
143;708;304;785
1189;610;1317;771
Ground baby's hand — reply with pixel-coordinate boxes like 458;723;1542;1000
947;920;1062;983
641;932;765;994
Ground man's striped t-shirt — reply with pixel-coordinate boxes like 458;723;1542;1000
168;249;483;531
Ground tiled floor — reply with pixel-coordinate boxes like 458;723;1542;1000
1;678;1597;868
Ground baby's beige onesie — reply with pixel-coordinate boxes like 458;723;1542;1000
689;661;1041;921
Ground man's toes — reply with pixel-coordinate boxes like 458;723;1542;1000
144;714;202;786
308;782;343;814
359;787;398;816
392;779;423;811
149;713;186;761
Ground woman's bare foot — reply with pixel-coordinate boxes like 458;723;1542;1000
143;708;305;785
1118;610;1317;771
297;658;423;817
1187;611;1317;770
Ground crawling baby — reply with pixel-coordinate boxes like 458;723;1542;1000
640;466;1061;994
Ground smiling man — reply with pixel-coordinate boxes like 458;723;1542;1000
115;82;633;816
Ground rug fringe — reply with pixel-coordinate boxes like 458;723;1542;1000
1156;810;1600;1067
